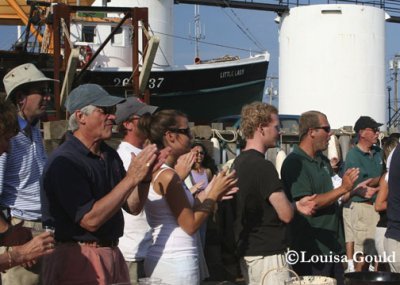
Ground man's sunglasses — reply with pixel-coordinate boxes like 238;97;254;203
96;106;116;115
313;126;331;133
366;127;380;133
25;87;51;96
168;127;192;137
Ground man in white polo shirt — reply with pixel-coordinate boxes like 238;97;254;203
0;63;58;284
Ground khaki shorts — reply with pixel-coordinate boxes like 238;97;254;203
343;203;353;243
344;202;379;255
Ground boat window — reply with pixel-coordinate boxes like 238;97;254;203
82;26;95;43
111;27;124;46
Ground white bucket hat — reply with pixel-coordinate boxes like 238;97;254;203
3;63;58;101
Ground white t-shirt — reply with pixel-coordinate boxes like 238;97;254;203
117;141;152;261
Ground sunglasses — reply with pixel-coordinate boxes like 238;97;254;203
366;127;380;133
25;87;51;96
195;151;205;155
168;127;192;137
313;126;331;133
96;106;116;115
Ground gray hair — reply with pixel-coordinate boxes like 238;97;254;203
68;105;97;132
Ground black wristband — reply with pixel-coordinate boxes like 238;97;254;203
141;180;152;184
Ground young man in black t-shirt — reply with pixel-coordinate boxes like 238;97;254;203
232;102;315;285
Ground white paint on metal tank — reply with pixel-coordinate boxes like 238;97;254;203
279;4;387;129
92;0;174;66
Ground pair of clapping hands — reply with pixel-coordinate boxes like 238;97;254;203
341;167;378;199
296;167;378;218
175;152;239;201
126;144;171;184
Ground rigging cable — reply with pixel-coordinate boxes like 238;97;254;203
221;0;265;51
154;31;264;54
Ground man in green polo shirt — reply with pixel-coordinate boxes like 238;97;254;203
281;110;360;284
343;116;383;272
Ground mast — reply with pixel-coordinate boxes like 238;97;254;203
192;4;205;62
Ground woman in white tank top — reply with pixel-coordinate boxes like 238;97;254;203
140;110;238;285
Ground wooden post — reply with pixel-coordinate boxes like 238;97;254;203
53;3;70;120
131;7;148;101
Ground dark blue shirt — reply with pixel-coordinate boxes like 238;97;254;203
40;132;126;242
387;144;400;241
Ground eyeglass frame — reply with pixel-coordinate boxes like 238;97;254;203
312;126;331;133
95;106;117;115
22;86;52;97
364;127;380;133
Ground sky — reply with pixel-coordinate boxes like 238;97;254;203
1;2;400;104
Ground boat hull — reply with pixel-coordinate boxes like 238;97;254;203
79;58;269;123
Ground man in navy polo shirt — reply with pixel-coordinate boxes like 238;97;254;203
40;84;166;284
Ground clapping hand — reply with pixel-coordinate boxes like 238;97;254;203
15;231;55;268
296;194;317;216
352;178;378;199
205;169;239;201
175;152;195;180
126;145;171;184
341;168;360;192
190;181;205;195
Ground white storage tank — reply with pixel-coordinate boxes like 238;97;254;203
278;4;387;129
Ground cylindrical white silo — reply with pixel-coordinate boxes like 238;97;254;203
279;4;387;129
92;0;174;66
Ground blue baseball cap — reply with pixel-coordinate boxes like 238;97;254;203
65;84;124;113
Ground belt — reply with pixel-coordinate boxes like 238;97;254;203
58;240;119;248
355;201;373;205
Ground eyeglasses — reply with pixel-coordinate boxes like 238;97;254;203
95;106;116;115
168;127;192;137
196;151;205;155
365;127;380;133
313;126;331;133
26;87;51;96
